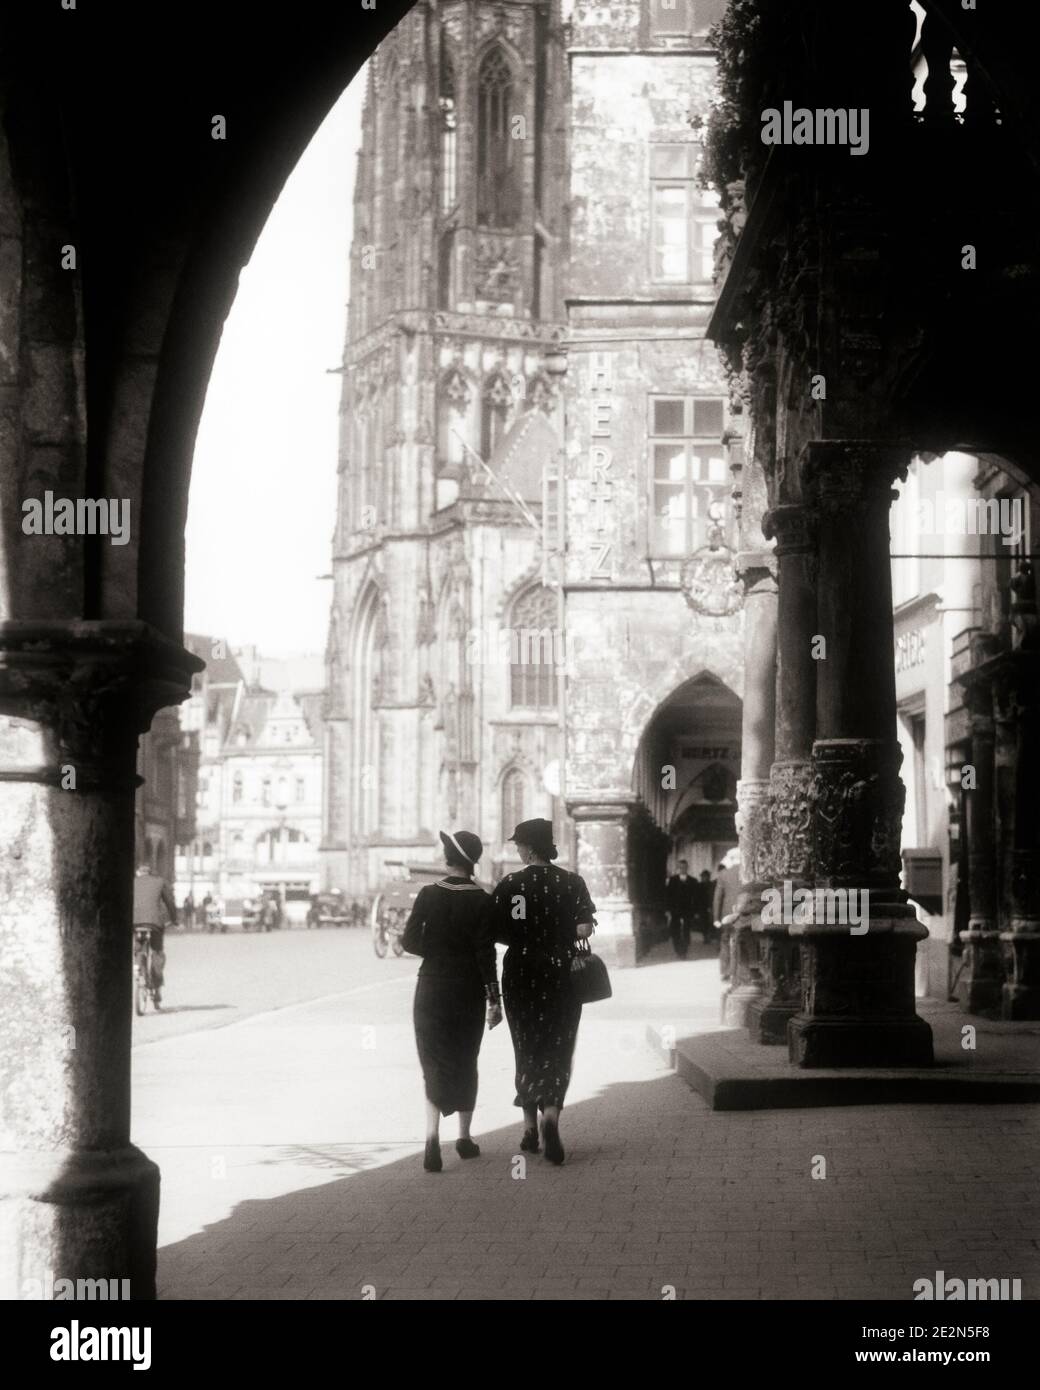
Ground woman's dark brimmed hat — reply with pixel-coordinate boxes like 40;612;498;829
439;829;483;865
508;817;558;860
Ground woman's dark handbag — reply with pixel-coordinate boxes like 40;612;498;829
571;935;612;1004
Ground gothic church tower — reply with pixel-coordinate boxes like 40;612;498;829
323;1;569;891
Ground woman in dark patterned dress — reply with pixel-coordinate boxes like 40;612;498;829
402;830;503;1173
485;818;596;1166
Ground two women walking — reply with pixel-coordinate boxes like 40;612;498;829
402;818;596;1170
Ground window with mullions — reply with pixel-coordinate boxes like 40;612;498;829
477;48;522;227
509;585;558;710
646;0;728;44
649;396;729;557
439;51;457;215
650;145;719;284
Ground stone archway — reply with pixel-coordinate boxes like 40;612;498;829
0;0;417;1300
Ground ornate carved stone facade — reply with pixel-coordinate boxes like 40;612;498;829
323;1;570;893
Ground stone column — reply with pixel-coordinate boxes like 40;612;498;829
789;443;933;1067
957;671;1002;1013
721;554;777;1026
999;644;1040;1020
748;504;815;1043
568;799;635;968
0;621;198;1299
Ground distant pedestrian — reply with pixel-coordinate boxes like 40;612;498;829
485;818;595;1166
697;870;715;945
182;892;195;932
260;894;278;932
714;858;740;924
665;859;699;958
402;830;501;1173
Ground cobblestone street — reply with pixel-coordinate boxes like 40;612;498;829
132;931;1040;1300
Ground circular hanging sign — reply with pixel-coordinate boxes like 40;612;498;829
680;546;743;618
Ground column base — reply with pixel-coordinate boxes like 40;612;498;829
1000;930;1040;1021
0;1146;159;1300
747;999;800;1045
787;1014;935;1068
957;928;1004;1015
722;984;762;1028
787;914;934;1067
596;934;637;970
748;927;802;1044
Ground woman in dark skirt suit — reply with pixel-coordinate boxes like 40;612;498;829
402;830;502;1173
485;818;596;1166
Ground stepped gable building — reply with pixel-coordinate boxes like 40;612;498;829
323;0;742;966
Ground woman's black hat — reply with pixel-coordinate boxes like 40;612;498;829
439;829;483;865
508;817;558;860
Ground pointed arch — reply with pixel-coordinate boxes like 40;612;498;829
438;34;458;216
476;44;522;227
481;367;513;459
509;584;558;710
500;764;527;841
352;582;384;836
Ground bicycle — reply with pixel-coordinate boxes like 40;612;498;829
371;900;405;958
133;926;162;1015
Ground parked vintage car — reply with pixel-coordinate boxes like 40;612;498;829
305;890;354;929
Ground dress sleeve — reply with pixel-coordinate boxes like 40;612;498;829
485;879;515;948
401;885;433;957
471;892;500;993
573;874;597;925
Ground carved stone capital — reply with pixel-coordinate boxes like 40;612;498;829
811;738;905;889
763;503;816;556
801;441;911;515
0;621;201;790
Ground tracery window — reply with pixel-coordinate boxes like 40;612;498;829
509;585;558;710
477;48;521;227
480;372;512;460
439;52;458;214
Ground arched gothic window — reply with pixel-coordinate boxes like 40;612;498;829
439;51;457;214
481;372;512;460
509;585;558;710
502;768;526;840
477;48;521;227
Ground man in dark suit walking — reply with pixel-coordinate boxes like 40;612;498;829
665;859;699;959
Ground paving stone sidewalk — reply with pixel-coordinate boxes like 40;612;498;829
132;950;1040;1300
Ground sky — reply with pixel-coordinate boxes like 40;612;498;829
184;72;367;657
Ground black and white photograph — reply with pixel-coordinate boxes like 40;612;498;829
0;0;1037;1367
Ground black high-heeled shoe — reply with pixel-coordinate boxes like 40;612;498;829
542;1118;565;1166
423;1137;442;1173
520;1128;540;1154
455;1137;480;1159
